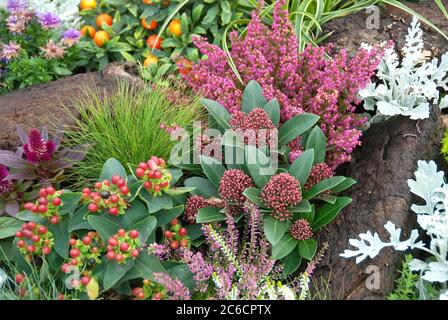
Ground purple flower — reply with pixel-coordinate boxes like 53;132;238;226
38;12;61;30
6;0;28;14
61;29;81;47
23;128;56;164
6;14;26;33
0;165;14;196
0;41;21;60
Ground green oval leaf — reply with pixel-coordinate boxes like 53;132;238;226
200;156;226;188
264;216;291;246
184;176;220;198
312;196;352;230
298;238;318;261
289;149;315;185
242;188;263;206
306;126;327;164
245;145;274;188
99;158;127;182
196;207;225;223
103;259;134;290
0;217;24;239
281;249;302;275
200;98;231;130
87;215;121;243
303;176;346;200
271;234;298;260
263;99;280;126
241;80;267;114
278;113;320;146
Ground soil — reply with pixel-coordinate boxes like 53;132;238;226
0;63;143;150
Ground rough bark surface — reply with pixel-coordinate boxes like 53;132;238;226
0;63;142;150
312;111;445;300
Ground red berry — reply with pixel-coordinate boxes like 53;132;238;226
42;246;51;255
15;274;25;284
15;231;23;238
106;251;116;260
52;198;62;206
160;181;169;188
120;186;129;195
38;197;48;205
178;227;187;237
94;182;102;189
118;229;126;237
132;287;143;296
31;205;38;213
129;230;139;239
102;180;110;186
131;249;139;257
138;162;148;170
154;185;161;192
143;181;152;190
69;238;77;246
164;230;173;239
92;247;99;254
170;241;179;250
24;202;34;211
32;235;40;243
70;258;78;266
17;240;25;248
82;188;91;194
170;218;178;226
58;294;65;300
38;205;48;213
82;236;92;245
61;263;69;273
23;229;33;239
37;226;48;234
108;238;118;247
154;171;162;179
39;188;47;197
116;253;124;262
70;248;80;258
117;179;126;188
180;239;189;248
50;215;59;225
93;195;101;203
81;276;91;286
137;292;145;299
147;171;155;179
120;242;130;252
27;245;36;253
136;168;145;177
46;187;56;195
26;222;37;230
109;207;119;216
112;176;121;185
82;192;90;200
147;160;157;171
88;203;98;213
154;292;163;300
110;195;119;203
158;158;166;167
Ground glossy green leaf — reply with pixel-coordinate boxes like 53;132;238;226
306;126;327;164
263;99;280;126
241;80;267;114
289;149;314;185
87;215;121;243
48;219;70;259
331;177;356;193
242;188;263;206
298;238;317;261
196;207;225;223
154;206;184;227
103;259;134;290
282;249;302;275
278;113;319;146
271;234;298;260
200;98;231;129
200;156;226;188
0;217;23;239
99;158;127;182
245;145;274;188
312;196;352;230
184;176;220;198
303;176;346;200
129;216;156;244
264;216;291;246
134;252;166;280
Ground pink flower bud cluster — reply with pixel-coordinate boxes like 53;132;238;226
219;169;255;204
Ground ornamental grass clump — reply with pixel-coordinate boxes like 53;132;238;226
183;0;383;169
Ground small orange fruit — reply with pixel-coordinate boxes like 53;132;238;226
168;19;182;37
143;0;156;4
80;0;97;11
146;35;162;50
141;18;157;30
144;55;158;67
81;25;96;38
96;13;113;28
93;31;110;47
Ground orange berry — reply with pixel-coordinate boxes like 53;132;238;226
142;18;157;30
143;55;158;67
80;0;96;11
146;34;162;50
168;19;182;37
96;13;113;28
93;30;110;47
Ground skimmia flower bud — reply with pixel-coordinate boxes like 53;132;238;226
289;219;313;240
219;169;254;204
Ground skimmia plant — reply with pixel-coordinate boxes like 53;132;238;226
183;0;383;169
359;17;448;123
0;127;87;216
341;161;448;300
173;81;354;274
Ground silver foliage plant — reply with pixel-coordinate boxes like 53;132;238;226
340;160;448;300
359;17;448;122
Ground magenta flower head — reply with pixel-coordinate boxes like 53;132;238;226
260;173;302;221
304;163;334;192
184;195;208;225
23;128;56;164
289;219;313;240
38;12;61;30
0;164;14;196
61;29;81;47
219;169;254;204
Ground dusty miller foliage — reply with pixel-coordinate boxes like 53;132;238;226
341;160;448;300
359;17;448;122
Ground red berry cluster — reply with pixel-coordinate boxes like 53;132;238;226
106;229;140;263
82;176;130;216
69;272;95;292
132;279;166;300
135;156;172;196
15;222;54;256
24;187;63;224
61;231;103;273
164;218;189;250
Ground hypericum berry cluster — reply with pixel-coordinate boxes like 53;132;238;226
132;279;166;300
82;176;130;216
15;222;54;256
24;187;63;224
69;272;95;292
61;231;103;273
135;156;172;196
164;218;190;250
289;219;313;240
106;229;140;263
219;169;254;205
260;173;302;221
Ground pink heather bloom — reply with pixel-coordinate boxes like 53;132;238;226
184;195;208;224
153;272;191;300
183;0;383;169
289;219;313;240
40;40;66;59
23;128;56;164
260;173;302;221
304;163;334;193
181;248;213;292
230;108;277;147
0;165;14;196
1;41;21;60
219;169;254;204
